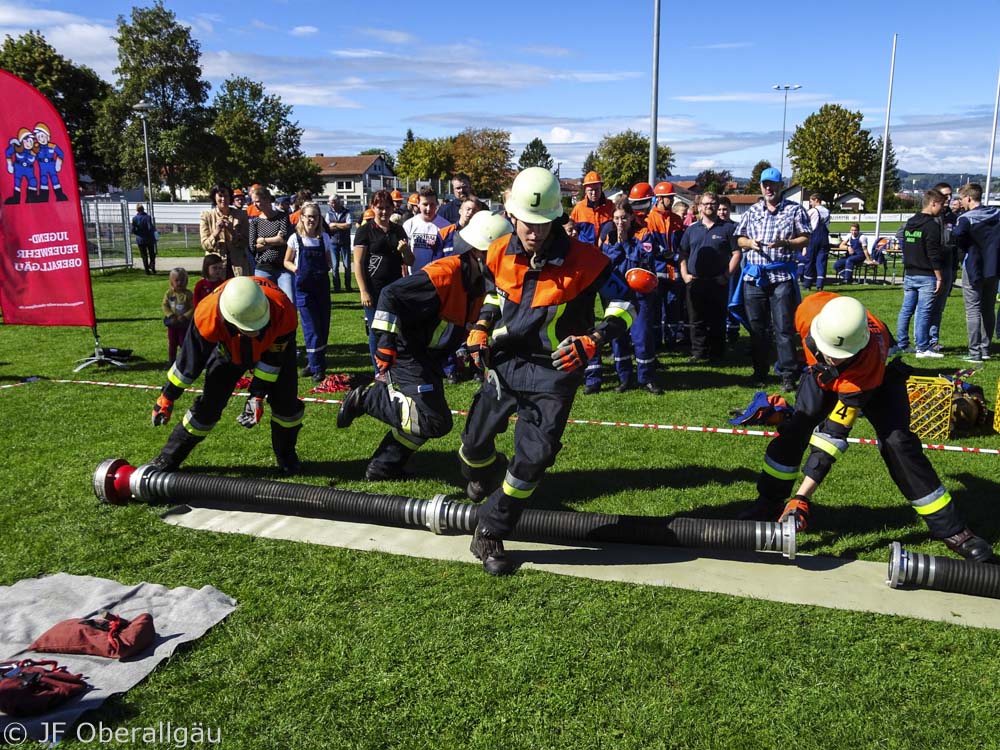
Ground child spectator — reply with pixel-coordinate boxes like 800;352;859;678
162;267;194;364
193;253;226;307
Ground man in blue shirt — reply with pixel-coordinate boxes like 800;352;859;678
325;195;353;293
679;192;740;362
130;204;157;275
734;168;811;390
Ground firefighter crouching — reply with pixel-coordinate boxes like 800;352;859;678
460;167;637;576
149;276;304;474
740;291;996;564
336;212;514;480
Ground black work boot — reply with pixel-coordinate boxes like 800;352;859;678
153;423;203;471
272;423;302;476
943;528;998;564
465;453;507;501
54;186;69;201
337;385;369;428
737;496;784;522
470;524;513;576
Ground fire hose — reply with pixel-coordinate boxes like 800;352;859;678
93;459;797;559
887;542;1000;599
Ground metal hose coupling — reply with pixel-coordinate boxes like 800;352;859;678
887;542;1000;599
93;459;795;559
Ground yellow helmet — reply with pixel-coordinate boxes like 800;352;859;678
810;296;870;359
219;277;270;332
458;211;513;252
505;167;563;224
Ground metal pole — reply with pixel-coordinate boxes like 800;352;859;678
874;33;898;247
780;89;789;179
140;115;155;224
773;84;800;182
985;65;1000;205
648;0;661;186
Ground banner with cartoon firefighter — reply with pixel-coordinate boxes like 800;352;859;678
0;69;94;326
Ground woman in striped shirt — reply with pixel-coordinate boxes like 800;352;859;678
249;186;294;300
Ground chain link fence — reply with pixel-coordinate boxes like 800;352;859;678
82;196;133;271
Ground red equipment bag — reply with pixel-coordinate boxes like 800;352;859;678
0;660;88;716
29;613;155;660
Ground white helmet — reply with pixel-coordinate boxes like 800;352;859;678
219;277;270;332
810;296;870;359
457;211;513;252
505;167;563;224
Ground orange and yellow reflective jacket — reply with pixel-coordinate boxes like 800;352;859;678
163;277;298;400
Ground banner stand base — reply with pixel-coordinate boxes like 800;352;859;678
74;331;131;372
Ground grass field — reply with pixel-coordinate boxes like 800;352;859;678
2;271;1000;749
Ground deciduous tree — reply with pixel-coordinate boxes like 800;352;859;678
395;136;454;184
95;0;212;199
209;76;320;193
695;169;733;194
787;104;873;202
590;130;674;193
451;127;513;200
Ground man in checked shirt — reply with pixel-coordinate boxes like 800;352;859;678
735;167;811;391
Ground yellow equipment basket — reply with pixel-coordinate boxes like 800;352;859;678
906;375;952;442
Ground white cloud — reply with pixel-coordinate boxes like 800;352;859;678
332;48;387;59
291;26;318;36
357;28;415;45
268;83;363;109
519;45;572;57
690;159;719;169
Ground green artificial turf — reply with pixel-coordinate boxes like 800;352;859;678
2;270;999;749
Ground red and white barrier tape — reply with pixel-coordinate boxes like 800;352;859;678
30;378;1000;457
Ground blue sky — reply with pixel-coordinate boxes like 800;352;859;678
3;0;999;181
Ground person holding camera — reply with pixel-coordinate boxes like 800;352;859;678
200;184;250;277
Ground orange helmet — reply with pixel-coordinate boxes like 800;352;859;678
407;193;419;206
390;189;403;201
232;188;244;197
629;182;654;201
625;268;658;295
582;171;603;186
653;181;675;197
362;208;375;221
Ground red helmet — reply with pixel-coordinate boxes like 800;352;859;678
629;182;654;201
653;181;675;197
625;267;658;295
583;171;603;186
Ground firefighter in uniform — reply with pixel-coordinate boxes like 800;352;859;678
741;291;996;563
149;276;304;474
336;212;514;480
646;181;686;346
569;170;615;246
461;167;636;575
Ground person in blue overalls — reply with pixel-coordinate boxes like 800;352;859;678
801;192;830;289
833;223;870;283
283;202;332;382
584;198;664;394
32;123;68;202
5;128;38;204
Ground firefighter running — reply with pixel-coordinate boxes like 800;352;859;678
460;167;637;576
740;291;996;564
335;212;514;480
148;276;304;474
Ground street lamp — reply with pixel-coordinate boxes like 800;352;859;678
772;84;801;181
132;100;155;223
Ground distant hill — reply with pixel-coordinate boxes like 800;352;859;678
899;171;999;191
